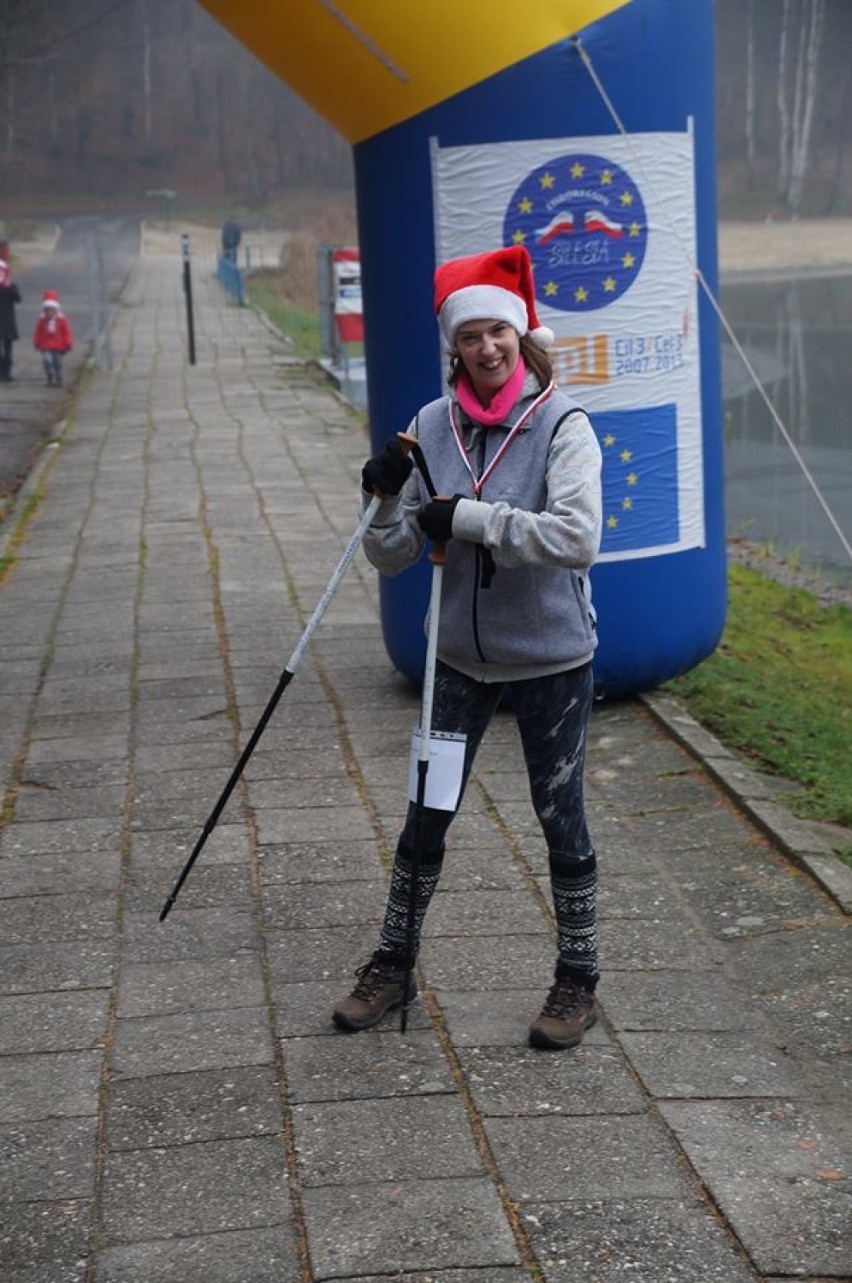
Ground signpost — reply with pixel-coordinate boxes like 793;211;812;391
181;233;196;366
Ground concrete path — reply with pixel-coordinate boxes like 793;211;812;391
0;245;849;1283
0;214;141;507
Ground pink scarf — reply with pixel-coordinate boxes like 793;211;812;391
455;357;527;426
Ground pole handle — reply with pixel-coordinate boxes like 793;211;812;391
398;434;450;559
397;431;438;499
366;431;419;501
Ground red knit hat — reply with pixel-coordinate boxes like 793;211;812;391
42;289;60;307
435;246;554;350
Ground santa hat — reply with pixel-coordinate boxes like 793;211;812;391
42;290;60;308
435;245;555;350
0;260;9;284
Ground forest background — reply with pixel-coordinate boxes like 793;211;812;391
0;0;849;223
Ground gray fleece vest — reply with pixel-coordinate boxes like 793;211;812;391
415;388;598;670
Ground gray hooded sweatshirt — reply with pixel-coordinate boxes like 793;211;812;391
362;371;603;683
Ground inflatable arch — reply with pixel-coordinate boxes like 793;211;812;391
200;0;725;699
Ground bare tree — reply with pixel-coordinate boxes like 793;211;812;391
776;0;793;204
745;0;757;187
775;0;827;215
0;0;48;166
139;0;153;146
787;0;826;213
0;0;131;170
821;59;852;213
46;61;59;154
0;0;354;201
3;60;14;165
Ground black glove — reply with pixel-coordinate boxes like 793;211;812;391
361;438;413;496
417;495;463;542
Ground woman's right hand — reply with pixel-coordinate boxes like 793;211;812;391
361;438;413;496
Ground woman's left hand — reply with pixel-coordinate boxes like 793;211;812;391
416;495;462;542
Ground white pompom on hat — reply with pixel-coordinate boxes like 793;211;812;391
435;245;555;350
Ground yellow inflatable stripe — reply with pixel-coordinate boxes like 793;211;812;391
199;0;631;143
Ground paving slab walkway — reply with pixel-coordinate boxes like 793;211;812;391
0;245;849;1283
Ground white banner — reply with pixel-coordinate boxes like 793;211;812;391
432;129;705;562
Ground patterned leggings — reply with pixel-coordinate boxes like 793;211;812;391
377;659;598;989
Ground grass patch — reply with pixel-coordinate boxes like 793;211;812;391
0;492;44;585
243;194;358;360
246;271;322;358
664;563;851;835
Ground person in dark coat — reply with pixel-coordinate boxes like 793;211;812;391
0;258;21;381
221;217;242;265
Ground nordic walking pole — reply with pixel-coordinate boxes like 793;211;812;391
398;429;443;1033
401;535;446;1032
159;493;383;922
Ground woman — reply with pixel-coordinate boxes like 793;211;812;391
333;245;603;1050
0;259;21;382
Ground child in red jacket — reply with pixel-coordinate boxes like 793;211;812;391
33;290;73;387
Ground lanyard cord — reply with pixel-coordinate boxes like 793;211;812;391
448;380;556;495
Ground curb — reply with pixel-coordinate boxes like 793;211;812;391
247;299;295;352
641;689;852;914
0;354;94;558
0;424;67;561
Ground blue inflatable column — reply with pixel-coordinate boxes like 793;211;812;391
355;0;724;699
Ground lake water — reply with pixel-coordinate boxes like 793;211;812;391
721;271;852;586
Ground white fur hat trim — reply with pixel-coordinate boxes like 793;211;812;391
439;285;528;347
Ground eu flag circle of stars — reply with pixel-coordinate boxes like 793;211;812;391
502;153;648;313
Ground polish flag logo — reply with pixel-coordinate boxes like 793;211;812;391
536;212;576;245
584;210;623;239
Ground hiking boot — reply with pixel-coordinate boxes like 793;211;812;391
529;974;597;1050
332;955;416;1032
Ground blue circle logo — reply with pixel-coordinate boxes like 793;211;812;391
503;153;648;313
